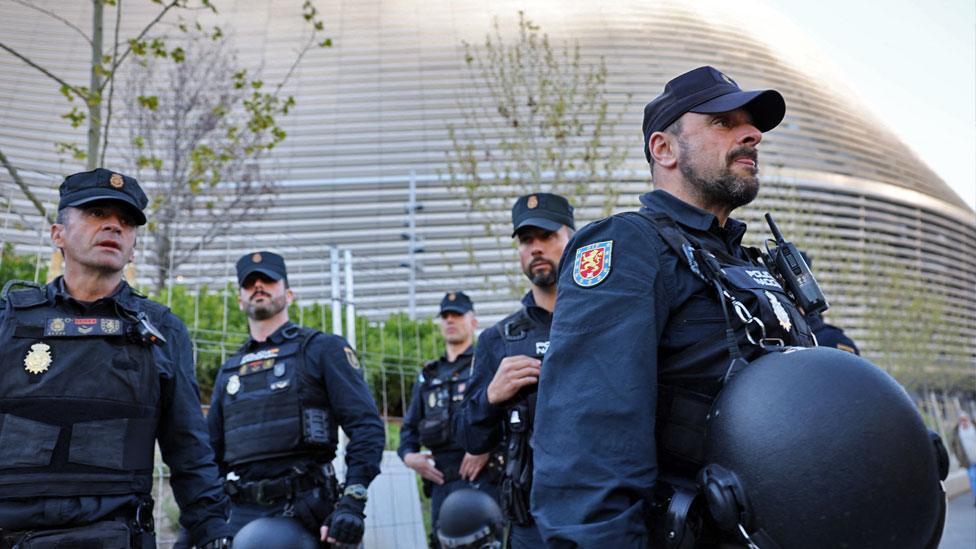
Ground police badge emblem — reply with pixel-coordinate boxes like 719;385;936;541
527;195;538;209
24;343;52;374
573;241;613;287
344;346;360;369
226;375;241;395
101;318;121;334
764;291;792;332
428;392;437;408
110;173;124;188
252;253;262;263
49;318;66;335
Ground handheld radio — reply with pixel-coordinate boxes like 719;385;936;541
763;213;828;315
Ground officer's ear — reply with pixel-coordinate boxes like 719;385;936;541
237;290;247;312
649;130;678;170
285;287;294;306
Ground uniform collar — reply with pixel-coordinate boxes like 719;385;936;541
50;275;135;309
428;344;474;370
639;189;748;245
245;320;301;349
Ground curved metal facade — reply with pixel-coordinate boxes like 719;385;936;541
1;0;973;370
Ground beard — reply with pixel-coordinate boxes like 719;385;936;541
678;142;760;211
523;258;558;288
244;291;288;320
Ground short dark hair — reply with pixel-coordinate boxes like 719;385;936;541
649;118;683;176
55;208;71;226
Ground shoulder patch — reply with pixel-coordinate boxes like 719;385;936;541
344;346;361;369
573;240;613;287
835;343;857;354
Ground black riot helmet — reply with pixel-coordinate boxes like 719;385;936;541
233;517;320;549
436;489;504;549
699;347;946;549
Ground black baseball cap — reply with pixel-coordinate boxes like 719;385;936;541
642;66;786;162
511;193;575;237
440;291;474;315
58;168;149;225
236;251;288;286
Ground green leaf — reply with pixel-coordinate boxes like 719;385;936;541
137;95;159;111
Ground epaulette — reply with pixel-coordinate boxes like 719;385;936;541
1;280;47;309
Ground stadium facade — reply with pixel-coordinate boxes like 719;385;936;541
1;0;973;372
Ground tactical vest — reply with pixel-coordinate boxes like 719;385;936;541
417;356;474;449
497;307;550;526
219;326;336;469
641;212;815;476
0;285;160;498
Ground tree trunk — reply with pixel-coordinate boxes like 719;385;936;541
87;0;103;169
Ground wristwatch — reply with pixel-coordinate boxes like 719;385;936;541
342;483;369;501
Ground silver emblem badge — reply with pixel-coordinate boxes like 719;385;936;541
24;343;52;374
764;291;792;332
273;362;286;377
226;375;241;395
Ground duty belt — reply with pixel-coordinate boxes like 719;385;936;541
225;466;331;505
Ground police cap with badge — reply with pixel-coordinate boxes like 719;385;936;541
642;65;786;162
439;291;473;316
58;168;149;226
236;251;288;287
511;193;575;236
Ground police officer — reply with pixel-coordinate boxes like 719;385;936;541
0;169;231;548
799;252;859;354
207;251;385;545
453;193;575;548
532;67;818;546
398;291;500;548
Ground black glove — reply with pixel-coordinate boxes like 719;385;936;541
287;487;334;533
325;495;366;545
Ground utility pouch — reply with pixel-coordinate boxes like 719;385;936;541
12;520;132;549
302;408;332;446
417;416;450;448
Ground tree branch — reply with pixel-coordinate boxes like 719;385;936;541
9;0;93;46
100;0;124;167
0;42;83;96
0;148;54;224
102;0;181;92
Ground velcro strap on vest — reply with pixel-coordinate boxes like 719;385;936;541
6;286;48;309
69;417;156;470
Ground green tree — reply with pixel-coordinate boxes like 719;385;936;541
0;0;329;230
445;11;629;292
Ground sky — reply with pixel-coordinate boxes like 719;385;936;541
767;0;976;211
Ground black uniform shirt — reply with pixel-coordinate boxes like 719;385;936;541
532;190;755;547
208;321;385;487
453;292;552;455
398;345;474;468
0;278;230;544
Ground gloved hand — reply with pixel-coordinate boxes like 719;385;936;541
286;487;333;533
324;495;366;545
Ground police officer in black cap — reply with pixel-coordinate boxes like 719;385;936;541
398;291;500;548
207;251;385;545
453;193;575;548
532;66;819;546
0;168;231;548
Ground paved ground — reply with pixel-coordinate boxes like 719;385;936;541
940;493;976;549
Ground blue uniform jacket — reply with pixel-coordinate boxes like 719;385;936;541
0;279;230;545
208;321;385;487
452;293;551;455
398;345;474;468
532;190;756;548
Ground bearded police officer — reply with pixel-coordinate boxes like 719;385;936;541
207;252;385;545
398;291;500;548
453;193;575;548
0;169;231;548
531;67;821;546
